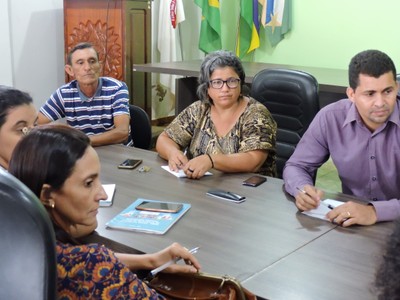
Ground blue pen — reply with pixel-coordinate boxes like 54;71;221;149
296;187;333;210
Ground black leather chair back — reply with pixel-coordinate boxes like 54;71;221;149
250;68;320;178
129;105;152;149
0;168;57;300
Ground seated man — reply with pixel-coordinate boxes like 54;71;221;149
283;49;400;227
38;42;132;147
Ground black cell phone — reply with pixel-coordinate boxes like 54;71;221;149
242;175;267;187
135;201;183;213
117;159;142;169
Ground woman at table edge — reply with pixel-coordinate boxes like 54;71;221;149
156;50;277;179
0;85;37;170
9;124;200;298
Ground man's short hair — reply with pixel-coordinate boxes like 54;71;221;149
348;50;396;89
66;42;99;65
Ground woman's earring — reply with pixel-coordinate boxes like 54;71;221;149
44;199;55;209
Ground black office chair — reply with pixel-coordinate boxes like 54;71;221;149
250;68;320;179
129;104;152;149
0;168;57;300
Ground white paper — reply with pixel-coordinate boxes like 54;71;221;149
161;166;212;178
100;184;116;206
302;199;344;220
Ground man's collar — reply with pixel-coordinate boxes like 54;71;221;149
77;78;103;102
387;100;400;126
343;101;358;126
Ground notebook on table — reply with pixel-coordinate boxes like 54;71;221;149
106;198;191;235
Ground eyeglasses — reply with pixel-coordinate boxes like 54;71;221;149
209;78;241;89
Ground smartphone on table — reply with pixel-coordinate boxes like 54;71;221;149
118;159;142;169
242;175;267;187
135;201;183;213
206;189;246;203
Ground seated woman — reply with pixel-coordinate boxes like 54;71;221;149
156;50;277;179
9;125;201;299
0;85;37;169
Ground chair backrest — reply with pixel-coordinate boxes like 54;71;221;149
250;68;320;178
129;105;152;149
0;168;57;300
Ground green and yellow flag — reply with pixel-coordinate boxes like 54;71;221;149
194;0;222;54
236;0;260;58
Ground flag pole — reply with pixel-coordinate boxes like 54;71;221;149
178;23;184;61
235;5;241;57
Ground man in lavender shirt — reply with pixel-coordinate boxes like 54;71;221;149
283;49;400;227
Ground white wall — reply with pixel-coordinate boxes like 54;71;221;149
2;0;65;109
0;0;13;86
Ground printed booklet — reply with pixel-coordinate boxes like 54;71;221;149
106;198;191;235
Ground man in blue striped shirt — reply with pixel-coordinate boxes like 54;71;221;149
38;42;132;147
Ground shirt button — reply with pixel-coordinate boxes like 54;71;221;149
370;155;375;159
372;176;377;181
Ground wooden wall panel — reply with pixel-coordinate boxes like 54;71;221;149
63;0;125;82
64;0;151;114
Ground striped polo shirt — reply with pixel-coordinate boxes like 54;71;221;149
40;77;132;146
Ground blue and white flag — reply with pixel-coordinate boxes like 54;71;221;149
261;0;291;47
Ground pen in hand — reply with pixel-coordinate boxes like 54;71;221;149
150;246;200;277
296;187;333;210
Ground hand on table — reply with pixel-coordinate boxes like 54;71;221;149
326;201;377;227
167;150;188;172
183;155;212;179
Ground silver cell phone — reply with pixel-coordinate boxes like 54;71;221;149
135;201;183;213
242;175;267;187
117;159;142;169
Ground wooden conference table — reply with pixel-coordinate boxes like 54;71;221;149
95;145;393;300
133;60;348;113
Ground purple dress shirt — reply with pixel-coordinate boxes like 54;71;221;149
283;98;400;222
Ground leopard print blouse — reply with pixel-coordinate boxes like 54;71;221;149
164;97;277;177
